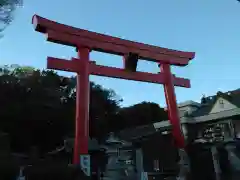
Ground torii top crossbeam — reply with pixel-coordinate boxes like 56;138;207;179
32;14;195;166
32;15;194;66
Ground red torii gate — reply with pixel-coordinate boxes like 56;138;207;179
32;14;195;168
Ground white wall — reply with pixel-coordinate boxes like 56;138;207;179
210;97;237;114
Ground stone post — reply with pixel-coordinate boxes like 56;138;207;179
211;146;221;180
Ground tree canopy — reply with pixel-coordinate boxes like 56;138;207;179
0;65;167;155
120;102;167;126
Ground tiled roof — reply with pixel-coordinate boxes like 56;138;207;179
191;89;240;117
117;122;172;142
117;124;157;141
178;100;200;108
64;138;100;151
179;110;187;118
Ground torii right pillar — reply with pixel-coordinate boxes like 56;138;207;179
161;63;185;148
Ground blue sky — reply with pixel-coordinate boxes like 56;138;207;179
1;0;240;107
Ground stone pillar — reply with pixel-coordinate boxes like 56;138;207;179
178;149;190;180
135;149;144;180
181;124;188;140
211;146;221;180
219;145;232;179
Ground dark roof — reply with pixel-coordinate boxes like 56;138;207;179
117;124;156;141
179;110;187;118
191;89;240;117
117;123;172;142
64;138;100;151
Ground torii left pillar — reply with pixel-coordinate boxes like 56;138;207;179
74;48;90;173
46;47;92;175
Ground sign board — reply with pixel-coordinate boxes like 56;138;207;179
80;155;90;176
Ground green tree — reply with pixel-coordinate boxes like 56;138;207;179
89;83;122;139
0;66;121;154
0;65;169;154
112;101;168;131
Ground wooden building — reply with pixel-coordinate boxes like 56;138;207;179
174;89;240;180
